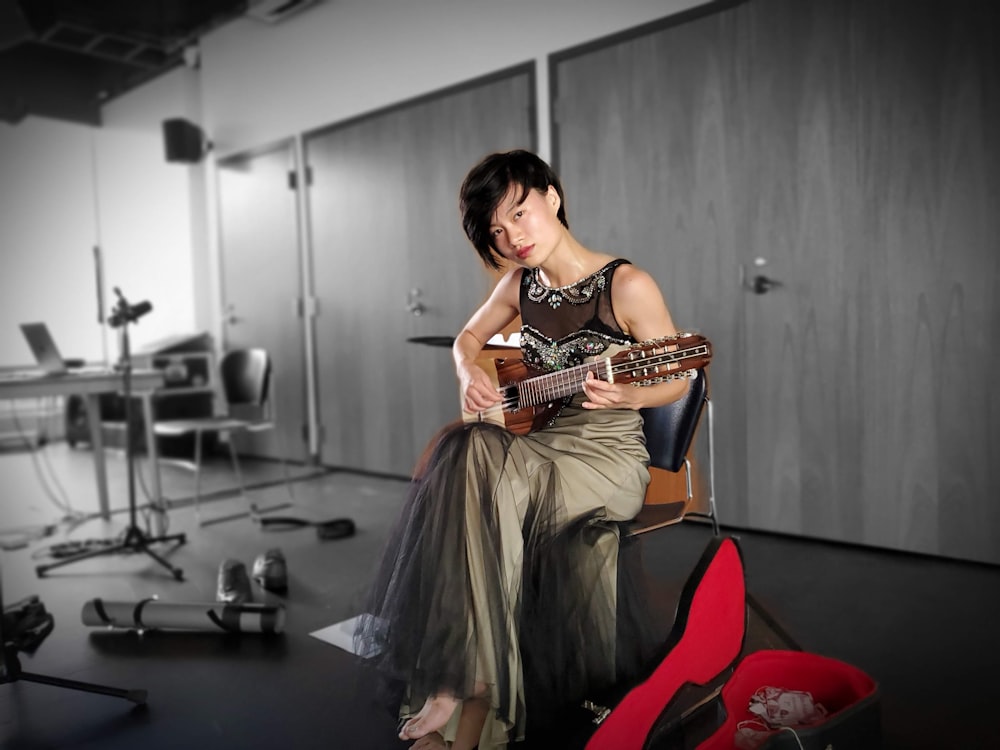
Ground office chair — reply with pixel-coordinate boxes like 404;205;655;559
629;369;719;537
153;348;293;526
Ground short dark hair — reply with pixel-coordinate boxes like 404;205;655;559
459;150;568;270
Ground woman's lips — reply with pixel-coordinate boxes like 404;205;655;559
516;244;534;259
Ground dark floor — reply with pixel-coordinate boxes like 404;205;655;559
1;443;998;749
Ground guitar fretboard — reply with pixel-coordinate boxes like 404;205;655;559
511;344;710;409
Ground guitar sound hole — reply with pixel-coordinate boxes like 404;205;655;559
499;384;520;411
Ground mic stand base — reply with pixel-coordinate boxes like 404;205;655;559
35;526;187;581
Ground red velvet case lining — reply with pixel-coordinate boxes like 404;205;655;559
695;649;878;749
585;537;747;750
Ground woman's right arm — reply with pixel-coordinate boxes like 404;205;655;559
453;269;522;413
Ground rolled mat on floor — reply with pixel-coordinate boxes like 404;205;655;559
81;598;285;634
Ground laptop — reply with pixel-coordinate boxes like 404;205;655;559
17;322;113;378
19;322;71;375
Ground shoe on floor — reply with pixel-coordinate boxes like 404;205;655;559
252;548;288;592
217;558;253;604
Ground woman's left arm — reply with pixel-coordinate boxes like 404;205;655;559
582;264;691;410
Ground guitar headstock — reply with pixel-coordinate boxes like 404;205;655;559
610;332;713;385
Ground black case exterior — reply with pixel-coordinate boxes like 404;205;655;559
757;691;881;750
547;535;882;750
696;649;881;750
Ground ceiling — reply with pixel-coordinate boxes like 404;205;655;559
0;0;252;126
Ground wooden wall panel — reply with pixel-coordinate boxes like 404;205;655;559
552;11;751;529
307;69;535;476
553;0;1000;562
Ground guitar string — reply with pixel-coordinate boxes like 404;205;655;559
497;340;710;409
516;347;709;407
508;344;711;409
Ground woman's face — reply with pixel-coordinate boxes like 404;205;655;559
489;184;563;267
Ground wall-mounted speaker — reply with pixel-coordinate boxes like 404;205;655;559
162;118;206;164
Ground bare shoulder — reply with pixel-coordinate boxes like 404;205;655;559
477;266;524;317
493;266;524;302
462;267;524;343
612;262;664;299
611;262;676;340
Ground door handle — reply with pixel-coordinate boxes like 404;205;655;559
406;288;425;317
740;260;783;295
750;275;783;295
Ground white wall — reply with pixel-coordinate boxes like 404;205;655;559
0;68;204;366
193;0;709;340
95;68;203;355
0;0;710;366
0;118;102;364
200;0;709;159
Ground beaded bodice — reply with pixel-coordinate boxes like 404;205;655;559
519;258;634;373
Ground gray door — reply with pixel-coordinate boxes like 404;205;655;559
552;0;1000;563
216;143;308;462
307;68;535;476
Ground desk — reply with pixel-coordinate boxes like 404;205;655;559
0;370;165;520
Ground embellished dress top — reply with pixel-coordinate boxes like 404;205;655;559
356;258;657;750
520;257;637;372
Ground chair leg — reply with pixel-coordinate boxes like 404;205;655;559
683;457;693;505
193;430;204;525
226;434;254;518
680;397;721;536
276;433;296;503
197;430;292;527
197;432;253;528
245;423;296;508
705;398;720;536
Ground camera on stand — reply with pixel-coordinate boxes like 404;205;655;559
2;594;54;655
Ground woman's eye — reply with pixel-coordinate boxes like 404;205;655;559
514;211;524;219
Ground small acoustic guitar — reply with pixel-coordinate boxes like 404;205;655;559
463;332;712;435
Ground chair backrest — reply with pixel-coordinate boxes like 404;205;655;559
639;369;707;473
219;348;271;408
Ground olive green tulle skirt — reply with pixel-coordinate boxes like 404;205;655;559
356;396;658;749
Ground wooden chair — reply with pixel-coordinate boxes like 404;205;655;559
630;369;718;536
153;348;293;526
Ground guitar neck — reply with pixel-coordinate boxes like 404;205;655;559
517;360;606;408
466;335;711;435
516;342;707;408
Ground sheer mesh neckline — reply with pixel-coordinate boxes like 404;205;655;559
519;259;633;373
527;260;619;292
524;260;627;310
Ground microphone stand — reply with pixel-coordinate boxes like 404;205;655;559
35;290;187;580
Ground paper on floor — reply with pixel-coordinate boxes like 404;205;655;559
310;613;383;657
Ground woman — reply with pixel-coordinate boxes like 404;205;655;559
357;150;690;749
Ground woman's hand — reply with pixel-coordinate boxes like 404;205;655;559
458;361;502;414
581;370;645;410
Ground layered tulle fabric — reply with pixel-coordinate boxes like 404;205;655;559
355;396;658;748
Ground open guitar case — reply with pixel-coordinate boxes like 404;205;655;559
536;536;882;750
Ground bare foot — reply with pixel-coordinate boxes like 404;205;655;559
411;731;448;749
399;695;460;741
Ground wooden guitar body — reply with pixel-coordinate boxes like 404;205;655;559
465;358;559;435
462;333;713;436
